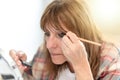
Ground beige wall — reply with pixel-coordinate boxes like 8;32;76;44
88;0;120;44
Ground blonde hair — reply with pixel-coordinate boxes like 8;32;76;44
41;0;103;79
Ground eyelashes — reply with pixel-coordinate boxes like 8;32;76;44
44;32;50;36
58;32;66;38
44;32;66;38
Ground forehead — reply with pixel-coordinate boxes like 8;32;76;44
44;22;68;33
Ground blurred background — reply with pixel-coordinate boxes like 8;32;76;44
89;0;120;44
0;0;120;62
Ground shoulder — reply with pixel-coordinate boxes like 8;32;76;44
100;42;120;57
100;42;120;71
96;42;120;79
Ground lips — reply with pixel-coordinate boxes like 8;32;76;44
50;53;62;56
51;53;62;56
49;50;62;56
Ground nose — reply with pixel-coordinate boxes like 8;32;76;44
46;36;58;49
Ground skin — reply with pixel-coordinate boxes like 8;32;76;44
9;25;93;80
9;50;27;73
62;31;93;80
44;24;93;80
45;29;67;64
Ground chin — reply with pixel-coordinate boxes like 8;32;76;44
50;54;67;65
52;59;66;65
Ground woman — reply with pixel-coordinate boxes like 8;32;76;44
9;0;120;80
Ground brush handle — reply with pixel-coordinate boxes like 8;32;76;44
19;59;32;68
79;38;101;46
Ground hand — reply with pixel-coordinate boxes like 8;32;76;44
61;31;93;80
9;49;27;74
61;31;88;65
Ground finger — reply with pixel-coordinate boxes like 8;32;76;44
61;41;70;57
16;60;27;72
9;49;17;61
16;60;22;66
62;35;73;48
20;65;27;71
16;51;27;61
61;41;73;63
66;31;79;43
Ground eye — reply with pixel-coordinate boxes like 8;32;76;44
44;32;50;36
58;32;66;38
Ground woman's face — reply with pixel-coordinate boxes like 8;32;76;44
44;27;67;65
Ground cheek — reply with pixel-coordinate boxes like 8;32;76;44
44;37;50;47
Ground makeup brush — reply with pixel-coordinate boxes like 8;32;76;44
19;59;32;68
79;38;101;46
60;32;101;46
